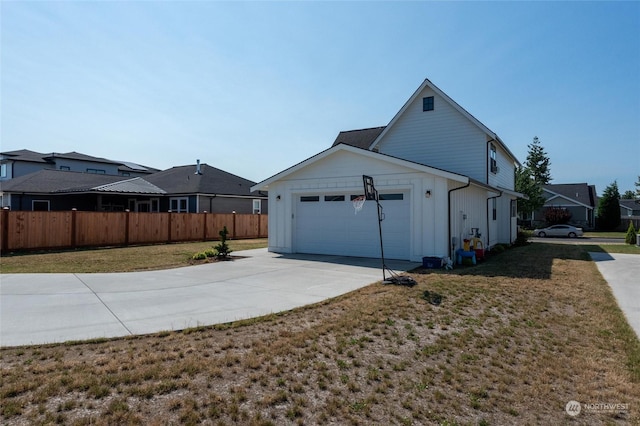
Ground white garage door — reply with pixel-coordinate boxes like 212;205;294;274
294;192;410;260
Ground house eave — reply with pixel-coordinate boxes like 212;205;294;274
251;143;469;192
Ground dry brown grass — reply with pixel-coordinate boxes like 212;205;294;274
0;239;267;273
1;243;638;425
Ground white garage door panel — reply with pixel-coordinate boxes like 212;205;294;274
295;193;410;260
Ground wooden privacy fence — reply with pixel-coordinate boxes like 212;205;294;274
0;210;268;253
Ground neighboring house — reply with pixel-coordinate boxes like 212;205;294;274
0;149;158;181
620;199;640;217
527;183;598;229
144;162;267;214
0;160;267;214
0;170;167;212
252;78;522;262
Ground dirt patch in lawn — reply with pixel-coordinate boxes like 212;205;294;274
1;243;638;425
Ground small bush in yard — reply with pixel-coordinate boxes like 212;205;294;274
192;252;207;260
204;249;216;258
625;221;637;245
214;226;233;259
513;229;531;247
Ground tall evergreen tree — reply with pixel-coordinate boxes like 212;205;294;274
597;181;621;230
525;136;552;185
515;166;545;216
635;176;640;198
516;136;552;224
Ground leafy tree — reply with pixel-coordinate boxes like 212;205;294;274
525;136;552;185
621;190;636;199
624;221;637;245
544;207;572;225
515;166;545;221
596;181;621;230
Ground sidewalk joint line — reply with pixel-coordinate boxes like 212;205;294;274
75;274;134;336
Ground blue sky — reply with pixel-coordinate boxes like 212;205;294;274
2;1;639;195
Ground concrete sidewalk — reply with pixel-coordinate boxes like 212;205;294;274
589;252;640;339
0;249;419;347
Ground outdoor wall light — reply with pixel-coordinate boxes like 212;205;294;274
276;195;281;200
425;190;432;198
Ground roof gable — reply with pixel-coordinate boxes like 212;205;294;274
369;79;520;165
251;143;468;191
543;183;596;208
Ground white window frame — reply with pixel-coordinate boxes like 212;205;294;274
252;199;262;214
170;197;189;213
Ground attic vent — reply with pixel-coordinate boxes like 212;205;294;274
195;159;202;175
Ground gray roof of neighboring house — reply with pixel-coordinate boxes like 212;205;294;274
144;163;263;197
543;183;597;207
620;199;640;210
0;149;51;164
0;169;165;194
0;149;158;173
331;126;387;149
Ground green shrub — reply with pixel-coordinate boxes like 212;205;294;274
214;226;233;259
203;249;216;258
513;230;531;247
625;221;637;245
491;244;506;254
192;252;207;260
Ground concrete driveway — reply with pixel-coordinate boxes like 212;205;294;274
590;252;640;339
0;249;419;347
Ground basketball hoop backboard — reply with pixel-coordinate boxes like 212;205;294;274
362;175;377;201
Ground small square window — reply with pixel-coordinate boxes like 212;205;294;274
423;96;434;111
300;196;319;202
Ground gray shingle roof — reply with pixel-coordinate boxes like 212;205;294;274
144;164;259;197
0;149;157;173
331;126;386;149
0;149;51;164
0;170;165;194
543;183;597;207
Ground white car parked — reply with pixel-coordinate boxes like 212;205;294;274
533;224;584;238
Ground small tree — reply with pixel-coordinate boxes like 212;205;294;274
625;221;637;245
214;226;233;259
544;207;572;225
596;181;621;231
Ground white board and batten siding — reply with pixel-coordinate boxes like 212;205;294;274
263;148;456;261
376;86;488;183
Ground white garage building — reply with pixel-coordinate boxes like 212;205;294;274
252;78;522;262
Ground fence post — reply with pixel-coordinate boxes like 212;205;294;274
125;209;130;246
167;210;173;244
1;207;9;253
257;213;261;238
71;208;77;249
232;211;236;239
203;211;208;241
